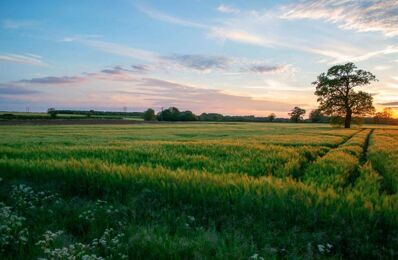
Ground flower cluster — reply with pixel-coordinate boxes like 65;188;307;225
250;253;264;260
37;228;127;259
10;184;62;211
78;200;123;224
0;202;29;252
317;243;333;254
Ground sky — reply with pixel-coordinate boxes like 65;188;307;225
0;0;397;117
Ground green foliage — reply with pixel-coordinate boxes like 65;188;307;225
313;62;376;128
143;108;156;121
289;107;306;123
47;108;57;119
309;109;327;123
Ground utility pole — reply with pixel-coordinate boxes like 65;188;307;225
123;106;127;113
160;107;163;121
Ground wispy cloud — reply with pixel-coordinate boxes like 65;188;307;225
124;77;294;115
62;36;159;62
209;27;398;64
0;53;46;66
374;65;391;71
281;0;398;37
137;4;398;65
245;64;291;74
217;4;240;14
208;27;275;46
19;76;85;84
2;19;39;29
0;84;40;95
379;101;398;106
163;54;230;72
136;5;207;29
63;35;289;74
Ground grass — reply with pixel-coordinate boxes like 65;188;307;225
0;123;397;259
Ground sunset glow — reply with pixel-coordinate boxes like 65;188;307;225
0;1;397;116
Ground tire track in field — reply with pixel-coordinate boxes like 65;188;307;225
296;129;364;179
298;129;370;188
359;129;374;165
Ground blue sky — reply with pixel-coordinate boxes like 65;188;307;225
0;0;397;116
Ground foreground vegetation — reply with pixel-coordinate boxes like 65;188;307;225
0;123;397;259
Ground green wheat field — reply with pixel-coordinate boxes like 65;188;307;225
0;123;397;259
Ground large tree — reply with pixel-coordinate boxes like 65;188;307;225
289;107;306;123
313;63;376;128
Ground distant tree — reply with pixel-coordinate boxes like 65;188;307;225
47;108;57;118
158;107;200;121
87;109;95;118
179;111;197;121
313;62;376;128
158;107;180;121
268;113;276;122
309;109;324;123
289;107;306;123
199;113;224;121
143;108;156;121
374;108;393;124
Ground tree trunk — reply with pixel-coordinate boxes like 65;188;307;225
344;111;352;128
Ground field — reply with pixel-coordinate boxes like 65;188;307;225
0;123;397;259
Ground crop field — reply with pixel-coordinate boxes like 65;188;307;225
0;123;397;259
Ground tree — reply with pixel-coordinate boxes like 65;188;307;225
179;111;197;121
268;113;276;122
158;107;180;121
87;109;95;118
313;62;376;128
374;108;393;124
289;107;306;123
143;108;156;121
309;109;324;123
47;108;57;119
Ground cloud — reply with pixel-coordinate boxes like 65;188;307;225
0;85;40;95
122;77;294;115
99;65;149;77
63;36;159;62
379;101;398;106
163;54;230;72
374;65;391;71
136;3;398;65
217;4;240;14
208;27;274;46
136;5;207;29
101;66;131;75
281;0;398;37
0;53;46;66
19;76;85;84
246;64;290;74
131;65;149;72
2;19;38;29
210;26;398;64
63;35;289;74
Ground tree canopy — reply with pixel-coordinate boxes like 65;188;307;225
289;107;306;123
143;108;156;121
313;62;376;128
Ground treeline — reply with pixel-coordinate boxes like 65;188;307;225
142;107;290;122
48;109;143;117
145;106;398;125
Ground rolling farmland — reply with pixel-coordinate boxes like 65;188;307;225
0;123;397;259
